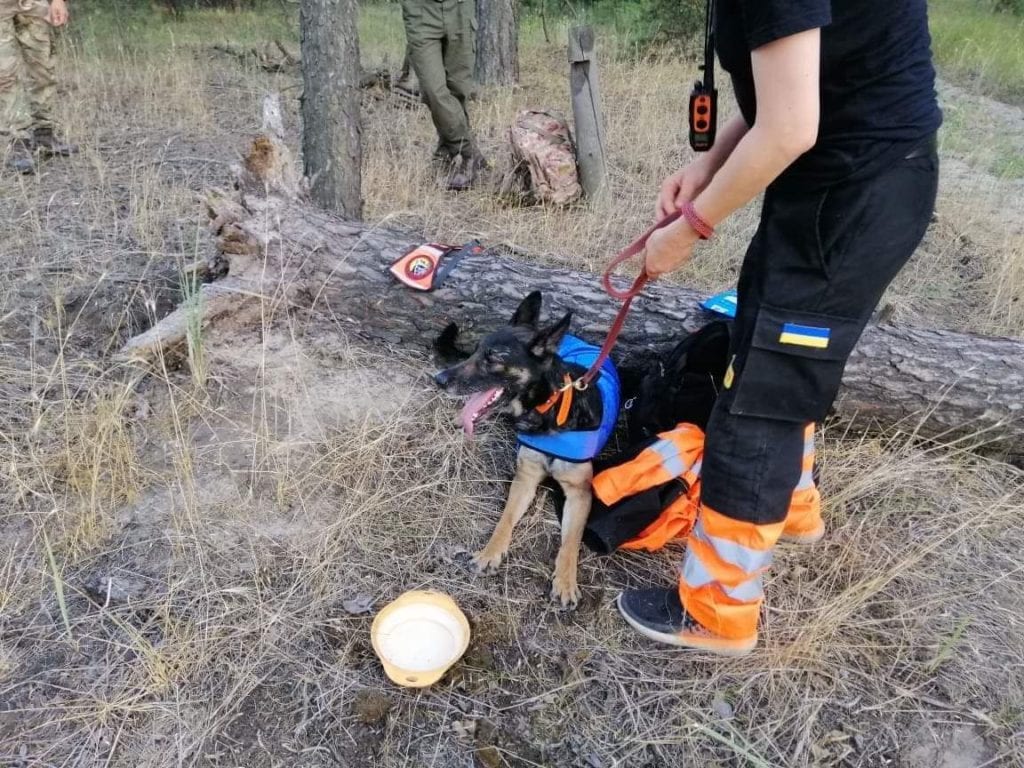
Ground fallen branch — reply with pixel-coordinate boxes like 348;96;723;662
208;43;421;106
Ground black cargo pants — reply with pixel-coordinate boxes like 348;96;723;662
701;138;940;525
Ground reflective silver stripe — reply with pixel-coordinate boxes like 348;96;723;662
723;574;764;602
693;517;774;574
689;458;703;479
804;437;815;457
650;438;685;478
795;467;814;491
680;548;764;601
680;546;713;588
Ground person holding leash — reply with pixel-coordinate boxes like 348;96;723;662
616;0;941;655
1;0;77;174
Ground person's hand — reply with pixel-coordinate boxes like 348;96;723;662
47;0;68;27
644;219;701;278
656;156;715;220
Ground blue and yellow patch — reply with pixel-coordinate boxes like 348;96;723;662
779;323;831;349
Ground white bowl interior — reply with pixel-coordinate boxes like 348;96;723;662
375;602;467;672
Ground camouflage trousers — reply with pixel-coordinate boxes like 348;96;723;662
401;0;476;160
0;0;55;141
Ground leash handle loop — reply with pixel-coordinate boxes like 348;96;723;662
600;209;682;300
579;210;683;386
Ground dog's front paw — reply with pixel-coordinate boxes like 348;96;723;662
473;548;505;574
550;573;581;610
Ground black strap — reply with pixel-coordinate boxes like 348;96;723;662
702;0;716;92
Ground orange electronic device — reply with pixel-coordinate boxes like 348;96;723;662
689;0;718;153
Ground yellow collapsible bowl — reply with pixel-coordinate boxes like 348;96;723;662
370;590;471;688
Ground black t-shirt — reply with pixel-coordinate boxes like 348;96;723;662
715;0;942;187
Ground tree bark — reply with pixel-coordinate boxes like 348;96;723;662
299;0;362;216
119;109;1024;456
475;0;519;86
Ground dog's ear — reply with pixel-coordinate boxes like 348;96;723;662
530;311;572;357
511;291;542;328
433;322;472;363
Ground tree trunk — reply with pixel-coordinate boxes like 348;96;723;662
119;108;1024;457
299;0;362;216
475;0;519;86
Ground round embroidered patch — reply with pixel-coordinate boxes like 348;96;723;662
406;255;435;279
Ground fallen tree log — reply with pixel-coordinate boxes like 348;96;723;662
120;103;1024;455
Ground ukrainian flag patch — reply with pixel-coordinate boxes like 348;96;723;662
779;323;831;349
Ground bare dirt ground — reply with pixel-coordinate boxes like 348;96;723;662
2;8;1023;767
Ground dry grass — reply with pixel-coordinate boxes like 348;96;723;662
1;3;1024;767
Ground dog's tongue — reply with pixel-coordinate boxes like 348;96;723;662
460;388;502;437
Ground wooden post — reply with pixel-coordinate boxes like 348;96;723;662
568;25;608;202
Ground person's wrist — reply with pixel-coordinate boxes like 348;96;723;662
681;200;714;240
659;218;699;249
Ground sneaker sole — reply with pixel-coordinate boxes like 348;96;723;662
615;594;757;657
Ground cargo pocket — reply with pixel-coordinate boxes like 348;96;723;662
729;305;864;423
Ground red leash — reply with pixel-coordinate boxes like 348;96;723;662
572;210;683;388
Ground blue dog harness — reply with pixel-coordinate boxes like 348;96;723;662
517;335;621;462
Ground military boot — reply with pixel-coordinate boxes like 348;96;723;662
445;152;488;192
4;139;35;174
32;127;79;158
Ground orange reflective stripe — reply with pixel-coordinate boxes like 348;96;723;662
679;580;762;640
679;506;785;640
786;422;822;531
681;543;764;601
676;427;817;640
786;486;821;534
795;424;816;490
592;423;704;505
700;505;784;553
687;531;764;588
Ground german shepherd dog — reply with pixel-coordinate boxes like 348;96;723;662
434;292;607;608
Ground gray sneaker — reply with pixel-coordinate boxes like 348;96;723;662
4;139;35;174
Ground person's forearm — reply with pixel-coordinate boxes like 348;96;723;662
692;123;811;226
700;113;751;177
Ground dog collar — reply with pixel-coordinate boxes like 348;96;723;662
534;374;574;427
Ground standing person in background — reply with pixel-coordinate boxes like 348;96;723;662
615;0;941;655
1;0;78;174
401;0;487;191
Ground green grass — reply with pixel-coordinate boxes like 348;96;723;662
929;0;1024;105
68;1;407;66
70;2;296;57
939;93;1024;178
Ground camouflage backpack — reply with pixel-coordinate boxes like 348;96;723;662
505;110;582;206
